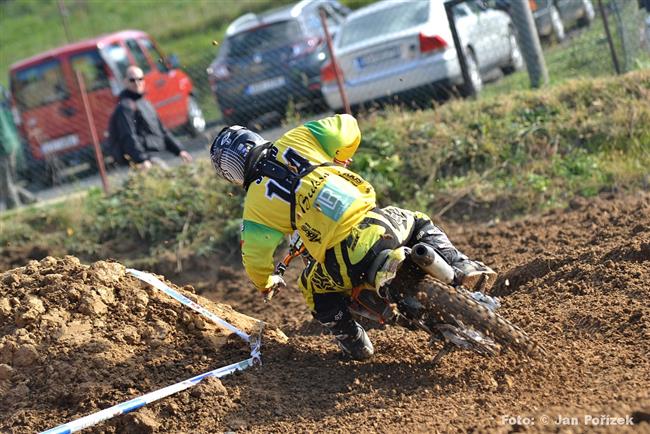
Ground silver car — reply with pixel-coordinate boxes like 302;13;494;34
321;0;523;110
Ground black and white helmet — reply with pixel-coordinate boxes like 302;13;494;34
209;125;268;186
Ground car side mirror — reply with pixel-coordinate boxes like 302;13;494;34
167;54;180;69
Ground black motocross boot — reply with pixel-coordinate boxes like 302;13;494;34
318;313;374;360
331;319;374;361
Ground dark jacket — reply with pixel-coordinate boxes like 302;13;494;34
108;89;184;164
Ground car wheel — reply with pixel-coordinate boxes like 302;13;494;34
550;6;566;43
502;30;525;75
577;0;596;27
185;96;206;137
459;48;483;98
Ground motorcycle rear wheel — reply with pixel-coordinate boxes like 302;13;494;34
418;276;541;355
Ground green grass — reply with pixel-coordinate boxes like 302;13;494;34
356;69;650;218
0;0;289;79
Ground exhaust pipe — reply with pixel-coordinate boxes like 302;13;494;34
410;243;455;284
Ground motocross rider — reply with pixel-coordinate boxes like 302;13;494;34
209;114;496;361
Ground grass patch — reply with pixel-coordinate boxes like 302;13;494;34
79;162;244;256
2;70;648;267
353;69;650;217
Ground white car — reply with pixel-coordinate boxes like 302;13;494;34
320;0;523;110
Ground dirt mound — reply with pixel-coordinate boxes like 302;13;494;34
1;192;650;433
0;256;284;433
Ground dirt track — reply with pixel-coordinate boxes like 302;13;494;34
1;192;649;433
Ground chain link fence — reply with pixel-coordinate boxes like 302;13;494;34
607;0;649;72
557;0;647;76
1;0;648;210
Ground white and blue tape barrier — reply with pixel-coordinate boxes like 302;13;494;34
126;268;252;343
40;358;255;434
40;268;263;433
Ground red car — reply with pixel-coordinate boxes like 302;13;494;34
9;30;205;184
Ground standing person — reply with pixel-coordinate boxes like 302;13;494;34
107;66;192;171
208;114;497;361
0;85;36;211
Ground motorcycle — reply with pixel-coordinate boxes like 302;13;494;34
267;233;541;363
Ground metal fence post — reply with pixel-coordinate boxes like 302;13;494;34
444;0;476;98
509;0;548;88
76;71;109;193
597;0;622;74
319;7;351;114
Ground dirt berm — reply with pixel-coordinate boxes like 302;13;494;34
0;258;286;433
1;191;650;433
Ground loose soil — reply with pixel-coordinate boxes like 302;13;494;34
1;191;649;433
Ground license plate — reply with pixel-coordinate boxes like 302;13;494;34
358;47;400;68
246;76;286;95
41;134;80;155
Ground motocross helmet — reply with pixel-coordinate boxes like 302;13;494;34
209;125;269;186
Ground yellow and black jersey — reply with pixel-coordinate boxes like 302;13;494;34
241;114;376;290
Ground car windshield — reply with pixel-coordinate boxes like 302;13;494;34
227;20;302;57
339;0;430;48
70;50;110;92
101;43;130;78
12;59;69;110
